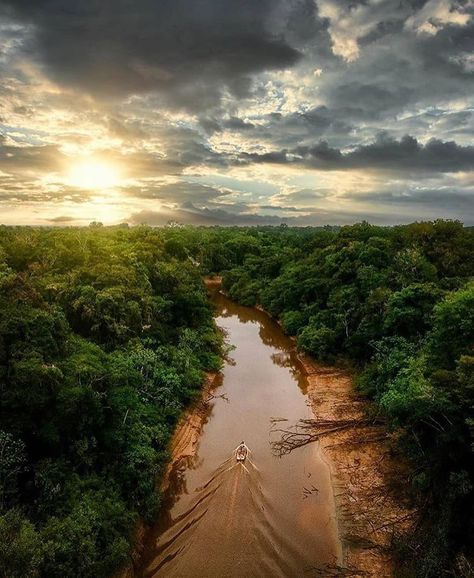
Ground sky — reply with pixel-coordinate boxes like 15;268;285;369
0;0;473;227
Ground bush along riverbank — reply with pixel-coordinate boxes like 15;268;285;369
199;221;474;576
0;226;222;578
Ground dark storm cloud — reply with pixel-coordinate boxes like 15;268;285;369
273;107;350;137
0;0;304;109
326;83;415;121
345;135;474;172
222;117;256;131
198;115;258;136
242;134;474;173
308;7;474;130
379;108;474;143
199;106;352;148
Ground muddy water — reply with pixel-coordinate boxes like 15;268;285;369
138;291;342;578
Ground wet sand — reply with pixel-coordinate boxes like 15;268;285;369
136;290;342;578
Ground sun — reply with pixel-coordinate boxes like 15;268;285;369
66;160;121;190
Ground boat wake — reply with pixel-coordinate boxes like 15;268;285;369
141;457;306;578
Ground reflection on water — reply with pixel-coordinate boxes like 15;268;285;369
138;290;341;578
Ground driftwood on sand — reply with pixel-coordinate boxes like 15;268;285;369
271;417;386;457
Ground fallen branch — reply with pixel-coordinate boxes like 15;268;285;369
203;392;229;404
271;417;383;456
371;512;417;533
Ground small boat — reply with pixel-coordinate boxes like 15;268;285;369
235;442;248;462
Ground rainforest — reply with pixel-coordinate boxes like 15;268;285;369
0;221;473;578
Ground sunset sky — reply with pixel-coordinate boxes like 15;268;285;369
0;0;473;226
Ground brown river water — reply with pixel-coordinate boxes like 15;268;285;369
137;290;342;578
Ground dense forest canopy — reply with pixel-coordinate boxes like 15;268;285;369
0;220;473;577
0;225;221;578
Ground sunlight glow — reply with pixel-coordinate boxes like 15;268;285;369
67;160;121;190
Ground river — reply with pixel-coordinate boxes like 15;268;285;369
137;289;342;577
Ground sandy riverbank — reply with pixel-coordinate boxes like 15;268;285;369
161;372;221;490
298;356;415;576
115;372;220;578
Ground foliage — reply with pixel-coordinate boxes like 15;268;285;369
0;225;221;578
0;509;43;578
297;324;338;360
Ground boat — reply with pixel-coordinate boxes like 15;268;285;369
235;442;248;462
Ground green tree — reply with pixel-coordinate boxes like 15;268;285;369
0;432;26;509
0;510;43;578
428;284;474;369
297;324;338;359
383;283;442;339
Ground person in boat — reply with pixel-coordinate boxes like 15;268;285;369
235;441;249;459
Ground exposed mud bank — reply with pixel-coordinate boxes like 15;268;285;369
115;373;220;578
298;356;415;576
161;373;221;491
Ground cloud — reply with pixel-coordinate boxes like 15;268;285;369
201;106;352;150
123;181;230;203
318;0;417;62
128;205;287;226
347;186;474;223
243;134;474;173
0;0;302;110
270;187;332;206
354;187;474;207
405;0;471;36
46;215;78;223
313;13;474;129
0;0;472;226
343;134;474;172
127;202;429;227
0;137;62;174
